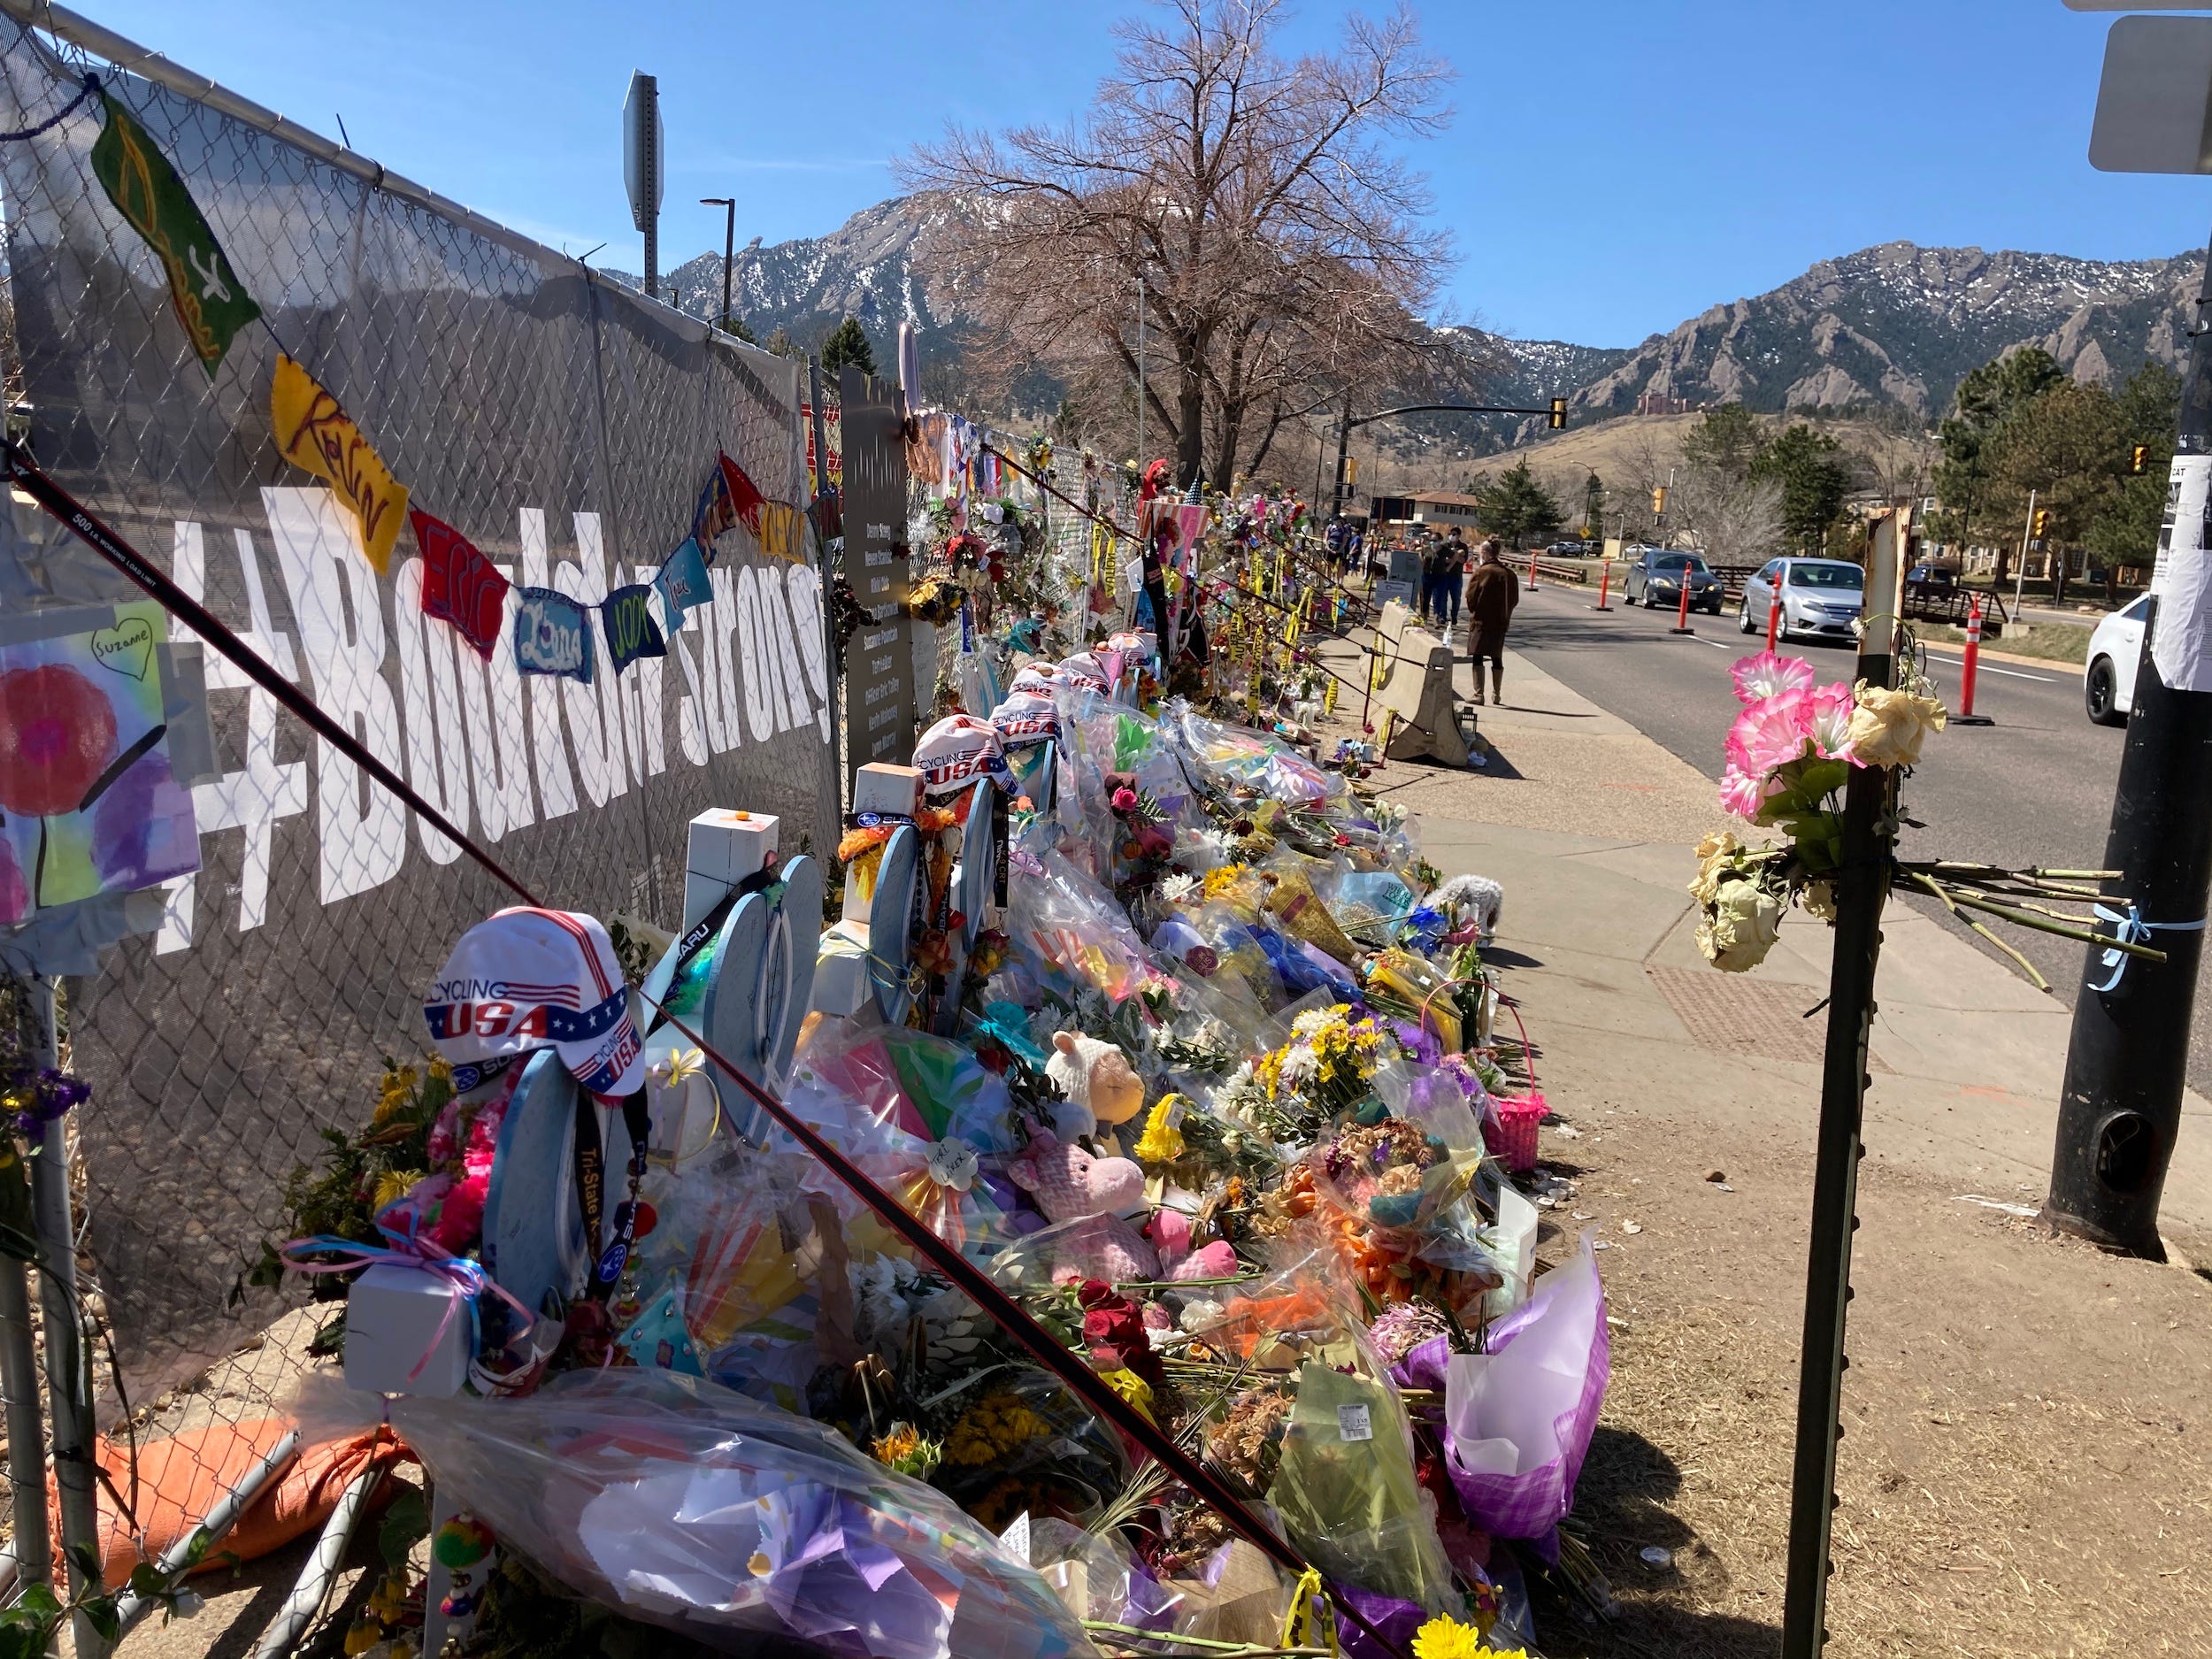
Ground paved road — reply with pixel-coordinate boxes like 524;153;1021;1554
1490;577;2212;1098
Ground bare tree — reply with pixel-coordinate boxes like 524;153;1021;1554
1670;465;1785;567
901;0;1455;488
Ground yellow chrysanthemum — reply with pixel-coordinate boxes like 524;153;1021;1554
1410;1614;1522;1659
1133;1097;1187;1164
372;1171;424;1211
372;1065;418;1125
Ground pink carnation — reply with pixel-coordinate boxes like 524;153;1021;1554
1731;650;1815;706
1725;688;1813;777
1111;787;1138;811
1718;764;1776;820
1806;682;1858;762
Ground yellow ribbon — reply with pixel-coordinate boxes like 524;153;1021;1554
1279;1566;1339;1655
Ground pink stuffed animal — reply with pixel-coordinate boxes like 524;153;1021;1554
1147;1209;1239;1282
1002;1132;1236;1285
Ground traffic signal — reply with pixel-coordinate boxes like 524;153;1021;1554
2032;507;2051;540
2131;443;2150;475
1548;397;1567;430
1651;485;1668;515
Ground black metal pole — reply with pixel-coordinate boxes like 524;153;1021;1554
2043;228;2212;1258
1781;508;1908;1659
719;200;733;329
1330;390;1352;526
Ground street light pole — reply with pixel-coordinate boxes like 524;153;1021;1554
701;196;735;331
1136;273;1148;466
2044;226;2212;1258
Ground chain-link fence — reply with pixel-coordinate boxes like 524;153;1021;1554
0;4;837;1611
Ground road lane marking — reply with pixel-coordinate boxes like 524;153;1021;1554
1973;664;2055;682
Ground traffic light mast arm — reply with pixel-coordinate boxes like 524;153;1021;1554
1328;397;1567;520
1345;401;1563;429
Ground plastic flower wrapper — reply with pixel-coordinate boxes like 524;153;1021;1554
1441;1236;1610;1556
1028;1517;1296;1654
386;1368;1097;1659
929;1364;1132;1530
1004;850;1155;1004
1192;1257;1456;1615
1258;857;1363;966
779;1018;1018;1256
1360;949;1465;1055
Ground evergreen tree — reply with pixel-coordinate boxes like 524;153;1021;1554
1932;346;2065;572
820;316;878;377
716;314;758;345
1680;403;1765;482
1751;425;1850;555
1476;459;1563;549
1581;471;1604;540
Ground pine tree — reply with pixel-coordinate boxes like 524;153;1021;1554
820;316;878;377
716;314;758;344
1581;471;1604;541
1752;426;1850;555
1476;459;1563;549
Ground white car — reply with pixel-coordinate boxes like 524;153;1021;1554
1738;557;1866;643
2085;595;2150;726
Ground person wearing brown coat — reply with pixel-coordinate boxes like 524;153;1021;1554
1463;538;1519;705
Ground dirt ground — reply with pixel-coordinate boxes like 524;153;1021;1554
1515;1088;2212;1659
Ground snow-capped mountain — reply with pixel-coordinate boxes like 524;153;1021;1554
616;198;2200;442
1563;241;2198;421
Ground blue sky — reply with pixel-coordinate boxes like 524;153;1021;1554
82;0;2212;348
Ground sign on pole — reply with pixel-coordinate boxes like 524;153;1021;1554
622;71;664;294
2088;16;2212;173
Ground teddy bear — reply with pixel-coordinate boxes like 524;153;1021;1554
1042;1031;1145;1140
1002;1132;1238;1286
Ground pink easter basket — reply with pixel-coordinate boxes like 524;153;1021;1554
1487;1089;1549;1174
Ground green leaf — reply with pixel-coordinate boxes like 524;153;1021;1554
0;1624;44;1659
17;1583;61;1619
380;1487;431;1569
307;1312;348;1357
182;1526;215;1567
82;1595;120;1643
127;1563;169;1599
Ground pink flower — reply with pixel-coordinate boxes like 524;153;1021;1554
1806;682;1858;762
1731;650;1815;707
1718;764;1776;820
1111;787;1139;812
1725;689;1813;777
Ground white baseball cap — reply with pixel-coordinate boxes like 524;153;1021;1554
423;907;646;1096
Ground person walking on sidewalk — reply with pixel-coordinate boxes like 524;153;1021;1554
1417;535;1448;626
1440;527;1469;634
1464;536;1519;705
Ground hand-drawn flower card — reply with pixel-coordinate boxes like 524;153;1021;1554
0;601;201;924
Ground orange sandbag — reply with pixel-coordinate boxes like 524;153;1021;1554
47;1418;411;1588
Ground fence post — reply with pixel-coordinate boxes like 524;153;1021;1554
27;979;106;1657
0;1250;48;1598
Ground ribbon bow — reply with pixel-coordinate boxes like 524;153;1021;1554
2089;902;2206;995
280;1224;532;1386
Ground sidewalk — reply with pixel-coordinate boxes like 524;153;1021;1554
1318;634;2212;1657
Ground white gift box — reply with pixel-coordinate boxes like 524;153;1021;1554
344;1261;473;1398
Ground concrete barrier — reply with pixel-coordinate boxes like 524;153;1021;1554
1372;603;1475;766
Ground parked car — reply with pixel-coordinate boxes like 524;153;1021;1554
1545;539;1594;558
1905;562;1958;595
1624;548;1724;612
2085;593;2150;726
1738;557;1865;643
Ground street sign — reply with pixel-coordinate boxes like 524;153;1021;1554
2089;16;2212;173
622;72;663;233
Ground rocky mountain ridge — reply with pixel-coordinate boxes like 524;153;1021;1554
613;197;2200;438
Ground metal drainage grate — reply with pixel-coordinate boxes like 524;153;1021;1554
1646;965;1886;1071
